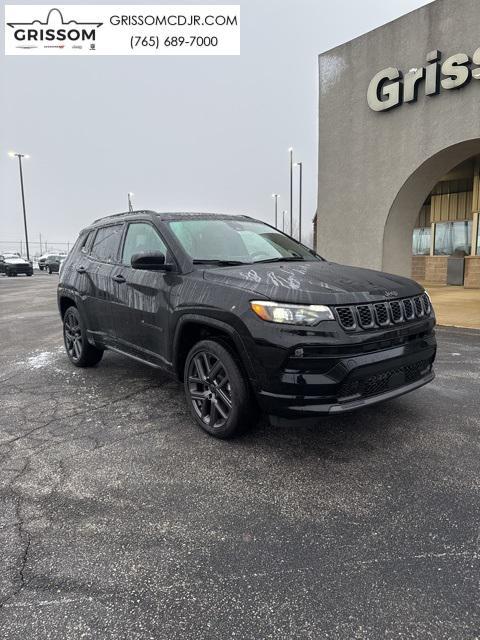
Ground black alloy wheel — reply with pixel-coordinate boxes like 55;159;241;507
63;306;103;367
184;339;254;438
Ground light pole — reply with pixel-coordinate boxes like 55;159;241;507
272;194;279;228
282;210;287;233
288;147;293;236
8;151;31;261
128;192;134;212
295;162;303;243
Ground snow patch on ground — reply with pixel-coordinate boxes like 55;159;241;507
27;351;56;369
21;346;64;370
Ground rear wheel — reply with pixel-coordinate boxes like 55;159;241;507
63;306;103;367
184;339;254;438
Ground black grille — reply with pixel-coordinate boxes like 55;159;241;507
413;296;424;317
335;294;432;332
337;307;356;330
374;302;390;326
422;293;431;315
389;300;403;323
357;305;374;328
339;359;432;401
403;298;415;320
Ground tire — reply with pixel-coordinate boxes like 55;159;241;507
48;267;52;274
184;339;254;438
63;306;103;367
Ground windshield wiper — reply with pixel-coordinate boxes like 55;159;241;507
192;259;248;266
253;256;306;264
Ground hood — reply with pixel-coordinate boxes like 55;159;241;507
202;261;423;305
5;257;30;265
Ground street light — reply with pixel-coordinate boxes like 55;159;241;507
288;147;293;236
128;192;134;212
272;193;280;228
295;162;303;243
8;151;31;261
282;210;287;233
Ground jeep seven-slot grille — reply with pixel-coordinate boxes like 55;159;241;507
335;295;432;332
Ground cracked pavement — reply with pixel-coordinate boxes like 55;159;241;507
0;273;479;639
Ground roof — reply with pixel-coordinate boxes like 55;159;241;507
90;210;251;226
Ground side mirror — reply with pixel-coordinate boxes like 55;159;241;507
131;251;172;271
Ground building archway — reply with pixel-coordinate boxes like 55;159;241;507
382;139;480;278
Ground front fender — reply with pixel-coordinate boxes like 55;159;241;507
172;312;258;384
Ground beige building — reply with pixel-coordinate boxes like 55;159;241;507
315;0;480;289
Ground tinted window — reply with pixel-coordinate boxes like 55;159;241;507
91;225;123;262
122;223;167;266
80;231;95;254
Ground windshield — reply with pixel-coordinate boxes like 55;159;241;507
168;218;319;264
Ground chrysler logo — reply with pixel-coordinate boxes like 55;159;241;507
7;7;103;44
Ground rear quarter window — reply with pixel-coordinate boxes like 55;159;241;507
90;225;123;262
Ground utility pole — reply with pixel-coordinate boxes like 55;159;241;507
128;192;134;212
288;147;293;236
9;151;31;260
295;162;303;242
282;210;287;233
272;194;279;228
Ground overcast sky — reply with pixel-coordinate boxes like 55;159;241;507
1;0;433;252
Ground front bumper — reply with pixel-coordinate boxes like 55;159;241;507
254;329;436;418
5;265;33;275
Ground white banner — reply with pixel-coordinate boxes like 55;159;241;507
4;5;240;55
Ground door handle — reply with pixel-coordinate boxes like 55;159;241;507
112;274;126;284
76;266;86;274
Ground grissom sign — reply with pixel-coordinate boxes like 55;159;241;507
4;5;240;56
367;48;480;112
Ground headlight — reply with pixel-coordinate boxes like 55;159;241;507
250;300;334;326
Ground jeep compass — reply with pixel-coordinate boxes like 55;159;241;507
58;211;436;438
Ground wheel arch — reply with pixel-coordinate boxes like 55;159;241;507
173;314;257;384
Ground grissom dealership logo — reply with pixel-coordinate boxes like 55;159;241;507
7;8;103;46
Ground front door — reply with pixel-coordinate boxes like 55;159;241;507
110;221;172;365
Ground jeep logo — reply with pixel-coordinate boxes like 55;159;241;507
367;48;480;112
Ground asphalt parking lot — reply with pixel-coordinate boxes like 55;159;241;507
0;273;479;640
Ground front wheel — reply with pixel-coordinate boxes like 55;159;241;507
184;339;255;438
63;306;103;367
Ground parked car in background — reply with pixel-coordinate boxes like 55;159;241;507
45;255;66;274
57;210;437;439
38;252;67;271
0;253;33;277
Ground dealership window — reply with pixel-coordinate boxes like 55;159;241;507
434;221;472;256
412;227;431;255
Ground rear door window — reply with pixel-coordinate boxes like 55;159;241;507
91;225;123;263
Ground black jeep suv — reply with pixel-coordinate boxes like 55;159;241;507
58;211;436;438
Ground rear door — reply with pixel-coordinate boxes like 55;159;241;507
84;224;124;340
110;221;172;363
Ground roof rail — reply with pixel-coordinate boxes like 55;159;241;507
92;209;156;224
